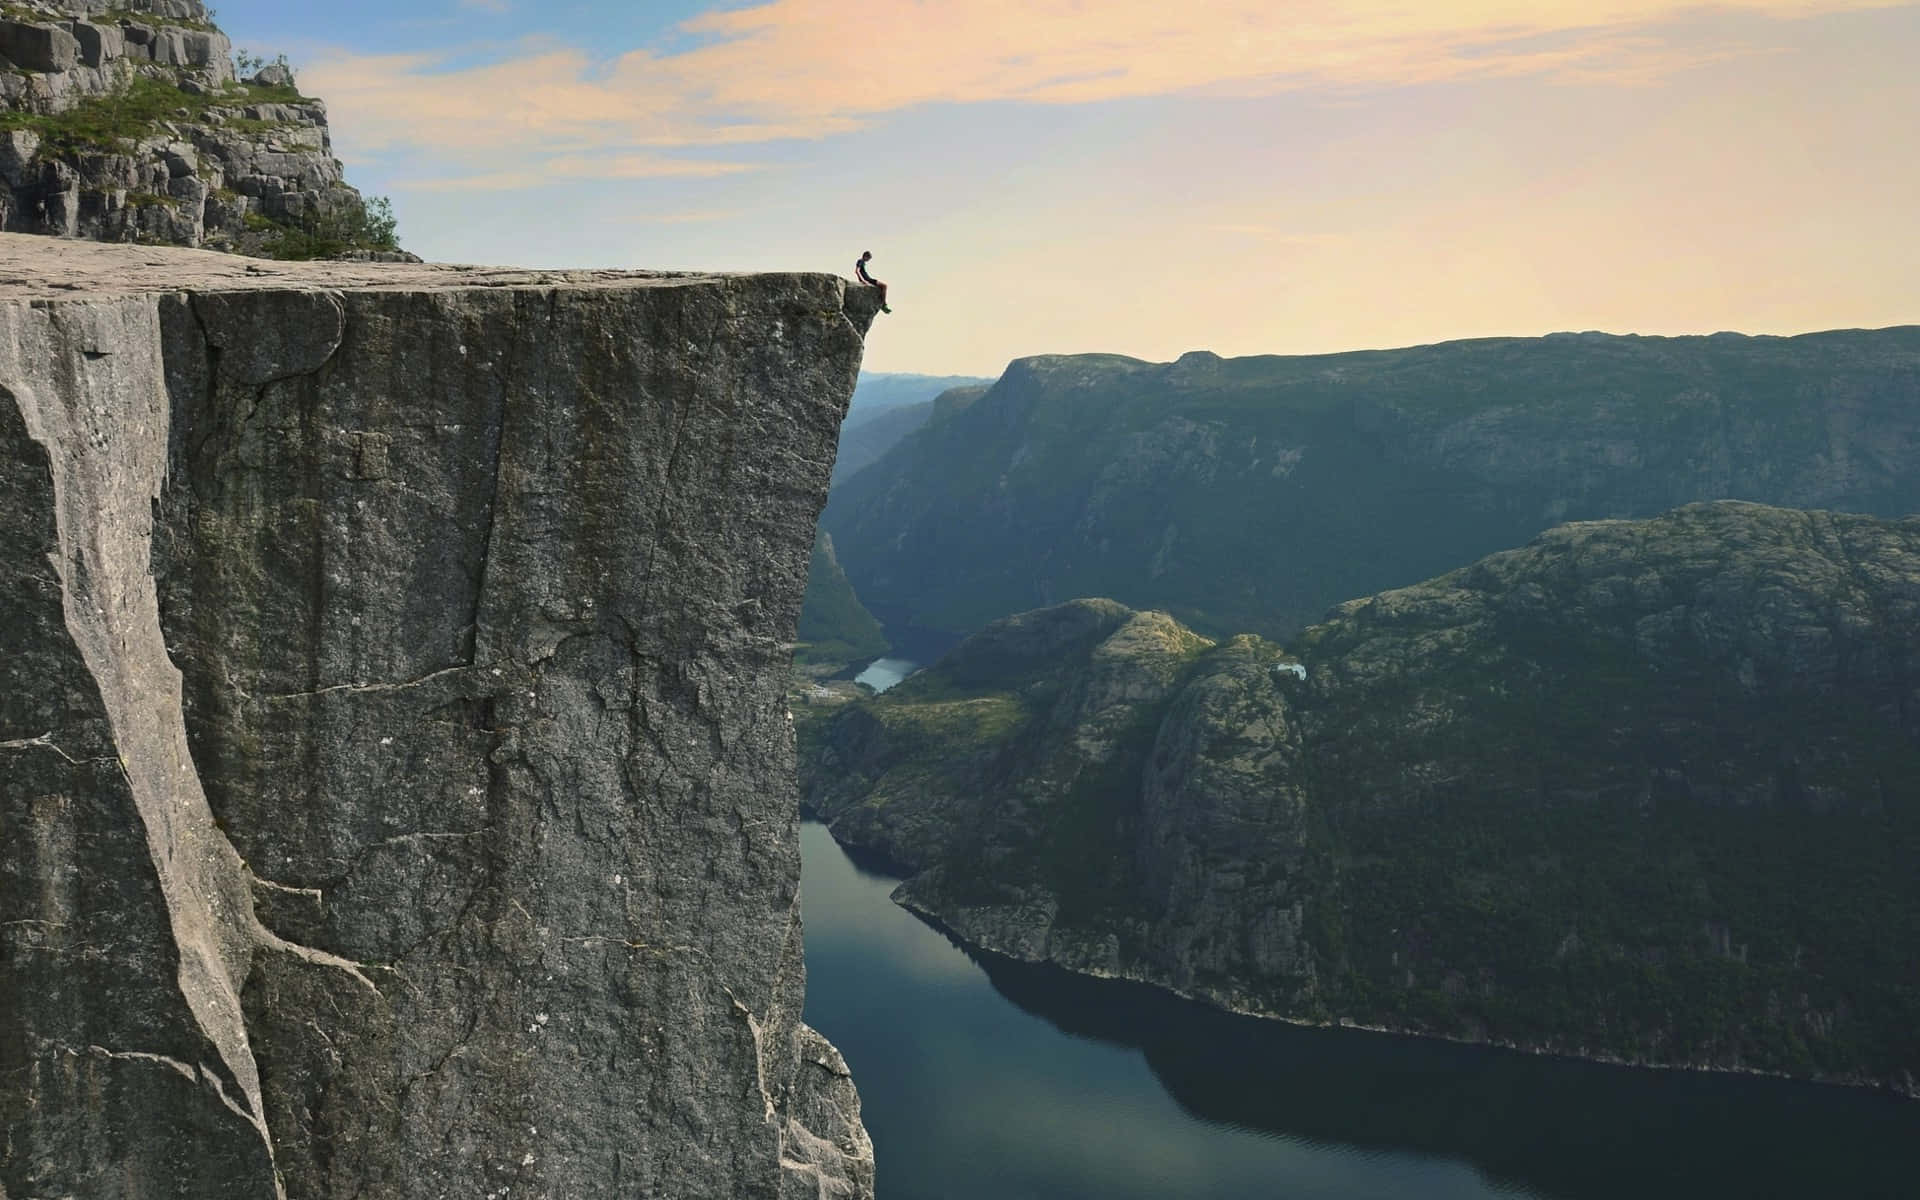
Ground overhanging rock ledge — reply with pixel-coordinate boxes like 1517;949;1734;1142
0;233;883;1199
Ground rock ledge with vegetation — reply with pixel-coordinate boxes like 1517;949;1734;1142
0;0;399;257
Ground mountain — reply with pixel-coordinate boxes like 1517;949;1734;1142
0;0;400;257
823;330;1920;640
798;530;890;663
802;502;1920;1095
796;376;994;656
846;370;994;418
831;385;989;486
1;236;881;1198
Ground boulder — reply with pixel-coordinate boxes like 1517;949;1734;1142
67;21;125;69
0;130;40;189
0;20;80;73
249;62;295;89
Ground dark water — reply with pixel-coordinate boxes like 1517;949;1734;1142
799;823;1920;1200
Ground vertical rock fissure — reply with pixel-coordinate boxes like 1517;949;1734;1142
458;292;526;667
6;299;286;1195
181;293;227;490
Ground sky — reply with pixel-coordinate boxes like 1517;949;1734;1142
213;1;1920;375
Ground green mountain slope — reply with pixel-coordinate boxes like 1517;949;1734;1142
831;385;989;486
796;531;889;664
802;503;1920;1094
822;330;1920;640
797;380;994;662
833;401;934;486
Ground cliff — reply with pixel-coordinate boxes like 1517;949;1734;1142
804;503;1920;1094
0;0;395;256
1;234;883;1198
821;330;1920;639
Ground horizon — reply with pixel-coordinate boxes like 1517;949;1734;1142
212;1;1919;375
869;318;1920;381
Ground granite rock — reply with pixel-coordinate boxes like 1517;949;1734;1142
2;235;885;1198
0;0;396;258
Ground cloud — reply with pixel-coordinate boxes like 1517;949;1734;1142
656;0;1854;111
306;0;1905;186
395;159;755;190
620;208;739;224
395;170;543;191
544;154;761;180
1208;225;1352;244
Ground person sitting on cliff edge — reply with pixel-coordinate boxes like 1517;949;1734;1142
856;251;891;313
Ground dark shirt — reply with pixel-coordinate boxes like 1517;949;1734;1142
856;258;877;285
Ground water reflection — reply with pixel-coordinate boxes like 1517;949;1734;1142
972;951;1920;1200
854;656;920;693
804;823;1524;1199
801;822;1920;1200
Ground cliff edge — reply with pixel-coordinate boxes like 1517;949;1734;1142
1;233;884;1198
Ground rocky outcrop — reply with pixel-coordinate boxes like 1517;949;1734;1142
822;330;1920;639
1;235;884;1198
0;0;392;256
804;503;1920;1095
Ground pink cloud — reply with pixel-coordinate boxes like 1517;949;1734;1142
304;0;1905;182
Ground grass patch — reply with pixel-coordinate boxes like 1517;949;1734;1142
0;73;317;157
243;193;400;260
100;7;221;33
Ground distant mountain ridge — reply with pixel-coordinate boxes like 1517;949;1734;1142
797;372;993;658
831;385;990;487
802;502;1920;1095
845;371;995;419
798;531;890;664
823;328;1920;640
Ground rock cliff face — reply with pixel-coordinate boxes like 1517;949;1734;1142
804;503;1920;1094
0;0;390;256
1;235;883;1198
823;330;1920;639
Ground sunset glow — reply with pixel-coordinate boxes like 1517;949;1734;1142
220;0;1918;372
